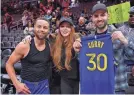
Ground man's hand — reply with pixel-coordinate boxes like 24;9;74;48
22;35;32;44
73;38;82;52
14;81;31;94
111;31;128;45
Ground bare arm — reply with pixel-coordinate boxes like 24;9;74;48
6;42;31;94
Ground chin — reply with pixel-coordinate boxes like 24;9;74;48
97;26;104;29
38;36;46;40
61;33;70;37
129;23;134;28
62;34;69;37
130;22;134;24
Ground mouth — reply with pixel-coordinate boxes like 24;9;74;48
63;32;68;34
131;21;134;23
38;32;47;37
62;31;69;34
97;21;103;25
130;18;134;23
38;32;47;35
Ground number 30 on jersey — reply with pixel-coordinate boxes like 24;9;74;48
86;53;107;71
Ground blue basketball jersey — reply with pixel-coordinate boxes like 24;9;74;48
79;34;115;94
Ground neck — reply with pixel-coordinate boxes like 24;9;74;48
64;37;67;41
63;37;68;44
97;25;108;33
34;37;45;46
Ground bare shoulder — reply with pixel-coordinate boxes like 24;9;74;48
16;42;29;49
14;42;29;54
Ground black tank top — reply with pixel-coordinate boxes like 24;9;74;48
21;39;52;82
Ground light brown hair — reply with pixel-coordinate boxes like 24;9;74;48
51;25;75;71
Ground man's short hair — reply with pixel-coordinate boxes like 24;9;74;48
34;17;50;25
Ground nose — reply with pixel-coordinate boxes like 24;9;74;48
98;15;102;21
39;27;45;32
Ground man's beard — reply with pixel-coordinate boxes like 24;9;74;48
129;23;134;28
37;35;46;40
34;33;48;40
96;21;107;30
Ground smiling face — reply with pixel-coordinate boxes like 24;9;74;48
34;19;49;40
92;10;108;30
59;22;72;37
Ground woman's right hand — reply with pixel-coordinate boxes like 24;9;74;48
73;38;82;52
22;35;32;44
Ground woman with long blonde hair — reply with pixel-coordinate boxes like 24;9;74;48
51;17;79;94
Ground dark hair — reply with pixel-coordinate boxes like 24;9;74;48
34;17;50;25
